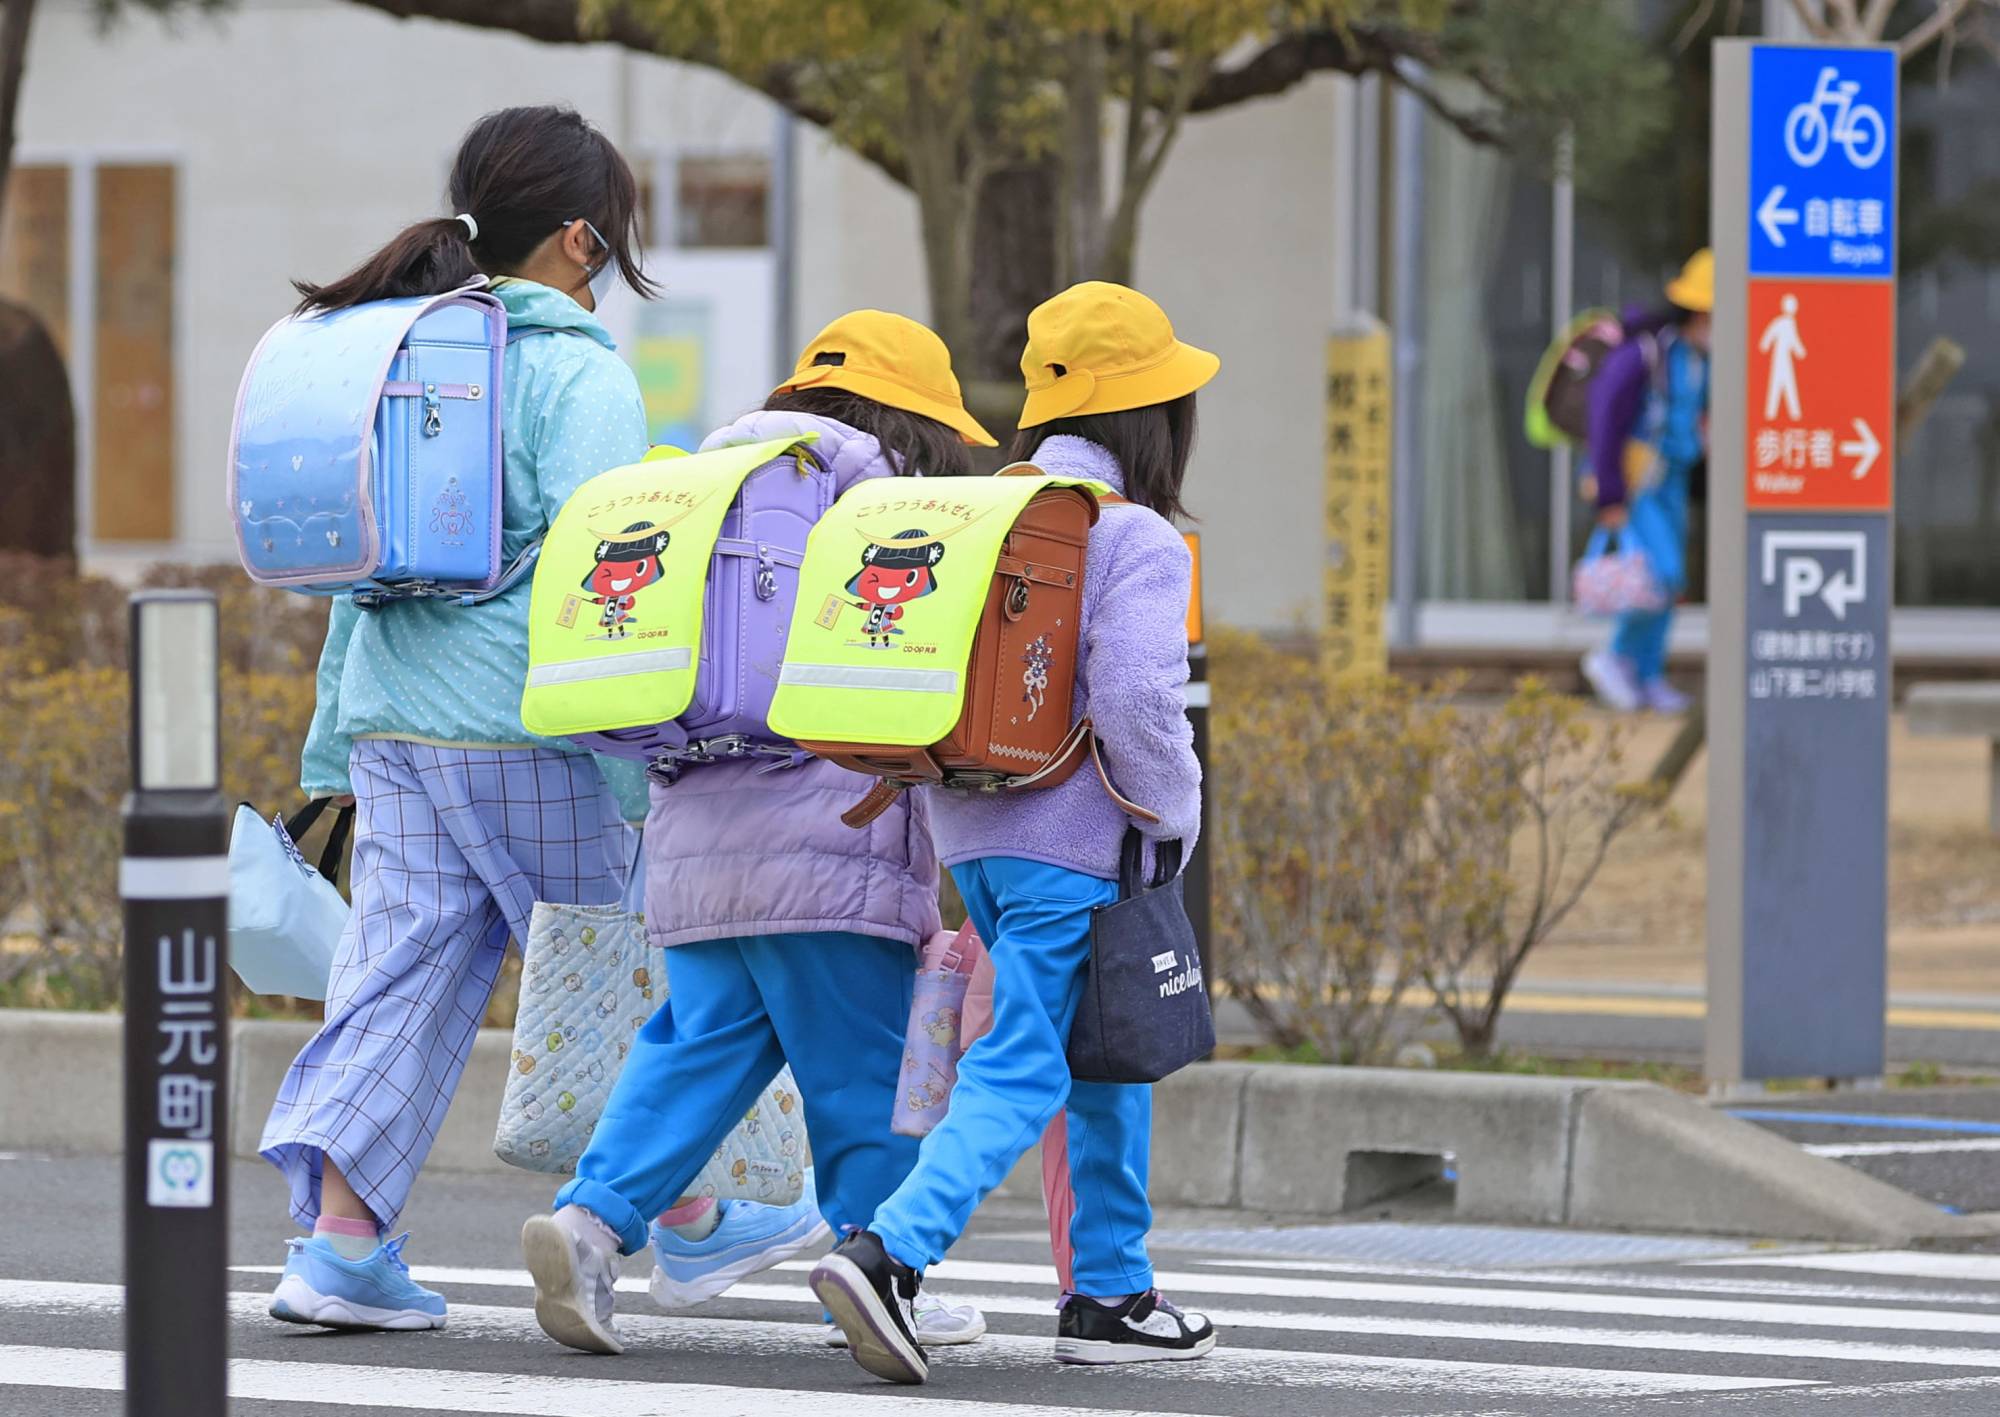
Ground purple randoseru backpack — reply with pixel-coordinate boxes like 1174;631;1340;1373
573;442;838;777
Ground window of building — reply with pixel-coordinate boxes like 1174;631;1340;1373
675;154;770;249
0;159;177;545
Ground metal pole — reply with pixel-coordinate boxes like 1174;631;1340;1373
1356;76;1382;318
123;590;230;1416
1550;129;1577;605
1388;79;1427;648
770;109;799;381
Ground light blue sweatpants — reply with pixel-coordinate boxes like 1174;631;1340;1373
1611;457;1692;685
872;856;1156;1299
556;931;918;1255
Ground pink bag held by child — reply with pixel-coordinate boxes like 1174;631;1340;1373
893;922;983;1137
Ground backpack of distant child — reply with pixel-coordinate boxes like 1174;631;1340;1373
767;464;1160;829
228;287;539;605
1523;308;1657;450
519;433;836;774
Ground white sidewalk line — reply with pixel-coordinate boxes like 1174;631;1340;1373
0;1284;1818;1399
1183;1254;2000;1309
0;1344;1161;1417
1687;1251;2000;1284
1805;1138;2000;1158
238;1254;2000;1336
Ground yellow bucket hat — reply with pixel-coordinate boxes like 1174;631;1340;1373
771;310;996;447
1665;248;1714;314
1018;281;1220;429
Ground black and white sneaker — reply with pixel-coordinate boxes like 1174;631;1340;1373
1054;1289;1217;1365
809;1231;929;1385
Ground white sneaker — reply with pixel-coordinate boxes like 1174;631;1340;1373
1581;650;1642;713
522;1205;625;1355
823;1287;988;1347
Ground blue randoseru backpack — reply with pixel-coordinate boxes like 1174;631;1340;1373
229;287;539;606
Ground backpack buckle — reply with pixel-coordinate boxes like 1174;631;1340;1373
422;385;443;437
755;544;778;601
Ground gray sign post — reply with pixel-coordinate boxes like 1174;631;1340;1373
1708;40;1898;1086
123;590;230;1415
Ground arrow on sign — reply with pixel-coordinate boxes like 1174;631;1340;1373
1758;185;1800;247
1840;418;1880;482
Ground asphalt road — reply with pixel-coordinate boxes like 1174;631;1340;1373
8;1153;2000;1416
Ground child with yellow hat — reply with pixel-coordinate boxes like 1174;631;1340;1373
1581;249;1712;715
524;310;992;1355
814;282;1218;1382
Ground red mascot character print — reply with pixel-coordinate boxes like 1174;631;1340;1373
846;528;944;649
582;521;670;640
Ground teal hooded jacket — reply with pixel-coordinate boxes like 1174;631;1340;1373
299;279;650;816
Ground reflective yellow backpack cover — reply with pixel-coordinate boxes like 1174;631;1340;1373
767;471;1108;749
521;435;810;741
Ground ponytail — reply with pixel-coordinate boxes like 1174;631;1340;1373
293;218;481;314
292;105;656;316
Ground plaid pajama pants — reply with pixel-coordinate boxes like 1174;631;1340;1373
260;739;631;1229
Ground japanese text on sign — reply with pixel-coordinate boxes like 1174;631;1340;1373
1745;280;1893;511
149;928;219;1208
1749;46;1897;278
1323;326;1392;682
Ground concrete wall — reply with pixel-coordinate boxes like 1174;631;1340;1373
16;0;1342;628
6;1009;1983;1245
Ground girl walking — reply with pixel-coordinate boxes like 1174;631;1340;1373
813;282;1219;1383
260;105;657;1331
521;312;994;1355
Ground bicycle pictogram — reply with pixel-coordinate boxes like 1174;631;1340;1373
1784;65;1886;169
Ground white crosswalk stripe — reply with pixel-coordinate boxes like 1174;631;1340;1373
8;1248;2000;1413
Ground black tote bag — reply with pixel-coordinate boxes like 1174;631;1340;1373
1066;830;1215;1084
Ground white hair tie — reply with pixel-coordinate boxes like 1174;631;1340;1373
455;213;479;241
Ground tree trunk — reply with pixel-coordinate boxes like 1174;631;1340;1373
0;296;78;558
1059;31;1107;286
0;0;40;230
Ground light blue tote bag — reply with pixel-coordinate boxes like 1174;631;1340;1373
226;799;353;1000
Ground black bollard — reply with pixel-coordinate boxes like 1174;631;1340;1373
122;590;230;1416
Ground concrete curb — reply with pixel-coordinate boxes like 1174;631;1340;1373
3;1009;1984;1243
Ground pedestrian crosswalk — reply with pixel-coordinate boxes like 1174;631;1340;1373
5;1244;2000;1414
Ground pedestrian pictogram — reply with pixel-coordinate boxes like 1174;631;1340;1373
1744;279;1893;510
1758;294;1805;420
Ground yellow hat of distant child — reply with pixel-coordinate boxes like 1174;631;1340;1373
1665;248;1714;314
1017;282;1220;429
771;310;996;447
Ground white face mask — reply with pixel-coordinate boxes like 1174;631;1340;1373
566;218;617;312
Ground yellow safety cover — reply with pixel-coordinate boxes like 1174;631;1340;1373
768;473;1108;748
521;435;812;739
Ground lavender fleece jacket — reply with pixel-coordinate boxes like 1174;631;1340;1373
923;435;1203;882
640;409;941;950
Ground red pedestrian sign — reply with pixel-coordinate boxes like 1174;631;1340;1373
1745;278;1894;510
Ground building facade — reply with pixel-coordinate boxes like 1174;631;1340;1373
6;1;1995;648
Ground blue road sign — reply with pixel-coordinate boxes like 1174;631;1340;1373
1748;45;1896;279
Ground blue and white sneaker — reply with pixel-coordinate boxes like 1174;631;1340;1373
647;1171;831;1310
268;1233;447;1331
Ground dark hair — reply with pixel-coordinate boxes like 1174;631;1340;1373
294;106;658;313
763;383;974;480
1009;392;1199;521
